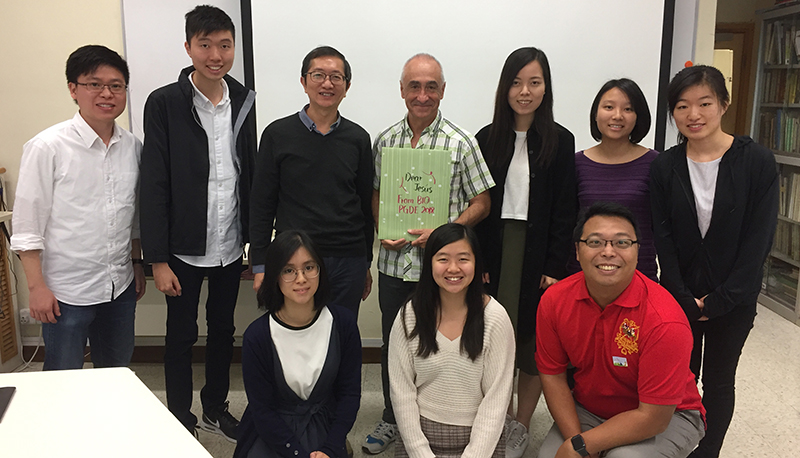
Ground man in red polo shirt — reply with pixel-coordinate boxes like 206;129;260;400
536;202;705;458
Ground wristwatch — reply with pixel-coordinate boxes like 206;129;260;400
571;434;589;457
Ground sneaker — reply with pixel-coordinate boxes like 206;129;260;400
200;401;239;443
506;420;529;458
362;421;398;454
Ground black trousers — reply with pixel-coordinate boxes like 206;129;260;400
164;255;241;430
689;304;756;458
378;273;417;424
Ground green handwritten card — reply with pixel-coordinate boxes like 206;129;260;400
378;147;453;241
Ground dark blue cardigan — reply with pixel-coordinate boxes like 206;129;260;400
234;305;362;458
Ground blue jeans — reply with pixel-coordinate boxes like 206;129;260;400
323;256;369;316
42;281;136;371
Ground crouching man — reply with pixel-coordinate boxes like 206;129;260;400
536;202;705;458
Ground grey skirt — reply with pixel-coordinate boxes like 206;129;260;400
394;416;505;458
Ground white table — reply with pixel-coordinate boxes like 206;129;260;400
0;367;213;458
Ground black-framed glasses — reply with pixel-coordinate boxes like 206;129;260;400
75;82;127;94
306;71;346;85
280;264;321;282
579;238;639;250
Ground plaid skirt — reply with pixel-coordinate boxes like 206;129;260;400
394;416;505;458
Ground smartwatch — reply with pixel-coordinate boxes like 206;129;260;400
571;434;589;457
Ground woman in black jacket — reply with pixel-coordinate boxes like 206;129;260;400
474;47;576;458
650;65;778;458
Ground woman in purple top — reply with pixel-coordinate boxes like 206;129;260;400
569;78;659;280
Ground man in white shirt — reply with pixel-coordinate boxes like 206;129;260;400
11;45;145;371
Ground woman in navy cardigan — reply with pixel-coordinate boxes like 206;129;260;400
234;231;362;458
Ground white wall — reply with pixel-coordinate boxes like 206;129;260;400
251;0;666;153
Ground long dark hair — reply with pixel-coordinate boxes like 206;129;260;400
589;78;651;144
486;47;558;169
667;65;729;144
256;230;330;313
402;223;486;361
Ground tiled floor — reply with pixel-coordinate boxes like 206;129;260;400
15;304;800;458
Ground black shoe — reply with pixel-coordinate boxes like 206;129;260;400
199;401;239;443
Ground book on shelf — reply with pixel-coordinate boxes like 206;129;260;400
758;109;800;153
793;173;800;219
794;28;800;59
773;218;800;261
765;20;800;66
766;22;775;64
780;174;787;216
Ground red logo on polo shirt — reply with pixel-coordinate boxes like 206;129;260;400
614;318;640;355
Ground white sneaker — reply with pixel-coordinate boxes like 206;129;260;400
506;419;529;458
362;421;398;454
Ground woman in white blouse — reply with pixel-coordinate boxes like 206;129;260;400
389;223;515;458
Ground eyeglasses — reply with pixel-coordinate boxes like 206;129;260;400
75;82;128;94
579;238;639;250
306;71;346;85
280;264;321;282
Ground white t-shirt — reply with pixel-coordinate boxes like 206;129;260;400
270;306;333;400
687;156;721;238
501;131;530;221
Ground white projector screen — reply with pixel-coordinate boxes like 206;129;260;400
249;0;669;152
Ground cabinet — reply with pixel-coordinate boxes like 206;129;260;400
754;3;800;325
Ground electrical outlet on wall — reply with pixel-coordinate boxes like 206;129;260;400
19;308;32;325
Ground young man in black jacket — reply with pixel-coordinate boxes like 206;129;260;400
140;5;256;442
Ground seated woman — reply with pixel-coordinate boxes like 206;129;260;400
234;230;362;458
389;223;515;458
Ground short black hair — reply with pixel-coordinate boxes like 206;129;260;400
185;4;235;44
573;201;641;243
590;78;651;144
667;65;729;144
65;45;129;85
301;46;352;86
256;231;330;313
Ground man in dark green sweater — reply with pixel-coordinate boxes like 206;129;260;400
249;46;374;316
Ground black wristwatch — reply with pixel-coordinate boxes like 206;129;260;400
571;434;589;457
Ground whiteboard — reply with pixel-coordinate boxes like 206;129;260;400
250;0;668;152
121;0;244;140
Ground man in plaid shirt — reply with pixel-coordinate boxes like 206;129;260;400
362;53;495;455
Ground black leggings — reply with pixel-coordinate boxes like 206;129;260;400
688;304;756;458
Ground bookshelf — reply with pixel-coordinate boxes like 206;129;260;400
754;2;800;326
